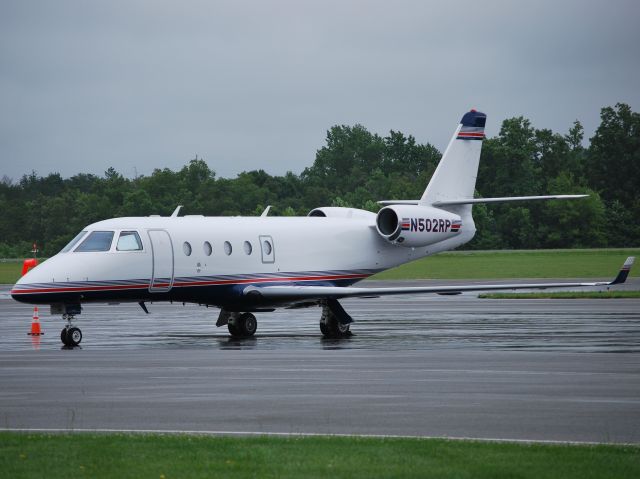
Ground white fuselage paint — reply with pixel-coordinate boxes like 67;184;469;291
15;214;473;296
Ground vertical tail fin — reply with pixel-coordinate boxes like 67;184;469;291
420;109;486;206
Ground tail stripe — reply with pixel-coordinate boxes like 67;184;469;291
457;125;485;140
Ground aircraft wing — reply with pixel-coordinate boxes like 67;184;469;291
243;257;635;302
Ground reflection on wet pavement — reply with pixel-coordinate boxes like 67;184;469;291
2;285;639;352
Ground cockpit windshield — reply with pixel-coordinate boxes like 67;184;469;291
75;231;115;252
60;231;87;253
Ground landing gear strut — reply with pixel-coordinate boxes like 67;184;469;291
60;314;82;347
228;312;257;337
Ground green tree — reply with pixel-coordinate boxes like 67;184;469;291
586;103;640;205
1;105;637;256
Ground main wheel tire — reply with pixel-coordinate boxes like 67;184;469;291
319;319;329;336
228;313;257;337
60;327;69;345
320;312;350;339
238;313;257;337
228;321;241;336
67;327;82;346
336;322;350;336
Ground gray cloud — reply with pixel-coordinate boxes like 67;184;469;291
1;0;639;181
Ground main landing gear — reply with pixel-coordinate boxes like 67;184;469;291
228;312;257;337
215;300;354;339
60;314;82;347
319;299;353;339
217;310;258;338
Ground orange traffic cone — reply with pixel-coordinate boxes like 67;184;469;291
27;306;44;336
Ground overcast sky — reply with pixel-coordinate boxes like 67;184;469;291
1;0;639;181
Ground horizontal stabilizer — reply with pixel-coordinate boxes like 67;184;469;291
378;195;588;207
433;195;589;206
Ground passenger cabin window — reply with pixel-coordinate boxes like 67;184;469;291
224;241;232;255
183;242;192;256
60;231;87;253
116;231;143;251
263;239;272;256
244;241;252;255
203;241;212;256
75;231;114;252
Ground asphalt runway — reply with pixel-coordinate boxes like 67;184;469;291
1;280;639;443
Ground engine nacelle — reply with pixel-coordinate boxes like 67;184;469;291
308;207;376;220
376;205;462;247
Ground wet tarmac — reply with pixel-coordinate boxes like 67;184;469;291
1;280;639;353
1;280;639;442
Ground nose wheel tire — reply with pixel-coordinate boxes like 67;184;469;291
228;313;257;337
61;327;82;346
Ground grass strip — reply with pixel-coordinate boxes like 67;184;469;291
0;262;22;284
479;291;640;299
372;248;640;280
0;432;639;479
0;260;46;285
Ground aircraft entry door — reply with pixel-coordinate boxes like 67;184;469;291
148;229;174;292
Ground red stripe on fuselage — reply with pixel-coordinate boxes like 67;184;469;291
10;273;372;295
11;283;151;295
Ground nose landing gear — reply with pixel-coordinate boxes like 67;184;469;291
60;314;82;347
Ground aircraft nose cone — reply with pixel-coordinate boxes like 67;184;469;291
11;279;29;303
10;267;38;304
10;287;28;303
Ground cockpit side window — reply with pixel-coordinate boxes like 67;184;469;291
60;231;88;253
116;231;143;251
75;231;115;252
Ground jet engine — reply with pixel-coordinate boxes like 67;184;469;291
376;205;462;247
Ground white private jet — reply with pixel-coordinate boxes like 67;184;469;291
12;110;635;346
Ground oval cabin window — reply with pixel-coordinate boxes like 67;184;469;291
183;241;192;256
203;241;212;256
224;241;232;255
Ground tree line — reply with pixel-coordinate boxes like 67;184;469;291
0;103;638;257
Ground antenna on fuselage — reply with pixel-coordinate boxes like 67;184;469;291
260;205;272;217
171;205;183;217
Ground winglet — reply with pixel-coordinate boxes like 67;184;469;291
610;256;635;285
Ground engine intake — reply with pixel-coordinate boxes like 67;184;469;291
377;208;402;240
